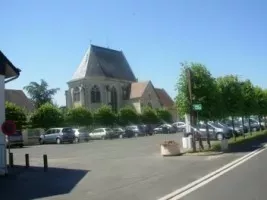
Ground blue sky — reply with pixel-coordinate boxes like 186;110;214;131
1;0;267;106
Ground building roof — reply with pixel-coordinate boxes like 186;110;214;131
71;45;136;82
5;89;35;112
130;81;150;99
155;88;174;108
0;51;21;79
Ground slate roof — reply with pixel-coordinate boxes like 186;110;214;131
0;51;21;79
155;88;174;108
130;81;150;99
71;45;136;82
5;89;35;112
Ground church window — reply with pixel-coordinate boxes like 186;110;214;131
73;87;80;102
91;85;101;103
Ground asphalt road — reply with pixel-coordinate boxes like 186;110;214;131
182;148;267;200
1;134;245;200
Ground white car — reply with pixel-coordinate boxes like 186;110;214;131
172;121;186;132
73;128;90;143
89;128;114;140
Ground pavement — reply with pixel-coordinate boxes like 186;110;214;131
0;134;251;200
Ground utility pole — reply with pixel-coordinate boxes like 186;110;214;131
186;67;196;152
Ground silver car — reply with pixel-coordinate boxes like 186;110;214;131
39;127;75;144
6;130;24;148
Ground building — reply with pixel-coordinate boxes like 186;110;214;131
5;89;35;112
65;45;177;120
0;51;21;175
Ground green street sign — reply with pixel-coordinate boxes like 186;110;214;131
193;104;202;111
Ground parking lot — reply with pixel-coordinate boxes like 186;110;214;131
2;133;243;200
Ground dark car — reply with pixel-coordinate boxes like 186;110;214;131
6;130;24;148
153;124;176;134
113;128;125;138
125;125;146;137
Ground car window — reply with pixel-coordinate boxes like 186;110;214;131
92;129;99;133
105;128;112;132
45;130;52;135
62;128;74;133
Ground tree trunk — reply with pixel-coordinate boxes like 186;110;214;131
248;116;252;135
258;115;262;131
264;116;267;129
241;116;245;138
205;120;211;149
231;116;236;141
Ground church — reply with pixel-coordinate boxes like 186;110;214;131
65;45;177;121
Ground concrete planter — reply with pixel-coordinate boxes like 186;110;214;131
161;141;180;156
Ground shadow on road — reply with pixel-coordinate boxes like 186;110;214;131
0;165;89;200
227;135;267;153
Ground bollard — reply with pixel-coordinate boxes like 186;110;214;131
9;152;14;168
43;154;48;172
25;154;29;168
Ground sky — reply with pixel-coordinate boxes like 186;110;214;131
1;0;267;106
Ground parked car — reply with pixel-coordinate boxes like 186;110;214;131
223;121;248;135
39;127;75;144
113;127;125;138
73;128;90;143
186;122;232;140
6;130;24;148
244;119;262;132
172;121;186;132
153;124;176;134
125;125;146;137
89;128;115;140
217;122;239;136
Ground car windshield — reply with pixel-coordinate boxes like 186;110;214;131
105;128;112;132
209;122;221;128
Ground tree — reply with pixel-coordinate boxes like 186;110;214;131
141;106;159;124
216;75;243;139
29;103;64;130
254;86;267;130
175;62;219;148
5;102;27;130
24;79;60;108
118;106;139;126
156;108;172;123
94;105;116;127
65;106;93;127
240;80;257;133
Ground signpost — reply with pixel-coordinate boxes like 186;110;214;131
1;120;16;160
193;104;202;111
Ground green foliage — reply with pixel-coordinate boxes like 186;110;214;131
94;105;116;127
175;62;220;121
23;79;60;108
29;103;64;130
65;106;93;127
5;102;27;130
254;86;267;116
141;106;159;124
240;80;257;116
118;106;139;125
216;75;243;117
156;108;172;123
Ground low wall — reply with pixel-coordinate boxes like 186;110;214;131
22;129;45;146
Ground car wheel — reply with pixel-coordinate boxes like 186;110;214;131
39;139;44;145
75;137;79;143
216;133;224;141
56;138;61;144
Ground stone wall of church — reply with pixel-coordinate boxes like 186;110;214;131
67;77;132;112
140;82;162;110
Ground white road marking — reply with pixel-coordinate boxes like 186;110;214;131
158;147;266;200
